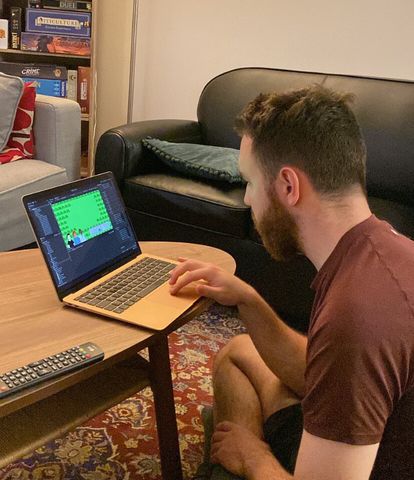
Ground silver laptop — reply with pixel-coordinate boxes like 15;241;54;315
22;171;200;330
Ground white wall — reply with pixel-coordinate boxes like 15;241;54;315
132;0;414;121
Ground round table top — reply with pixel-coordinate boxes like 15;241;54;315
0;242;235;380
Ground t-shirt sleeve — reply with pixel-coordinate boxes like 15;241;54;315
302;302;403;445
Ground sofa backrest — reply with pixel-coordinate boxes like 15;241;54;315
197;68;414;237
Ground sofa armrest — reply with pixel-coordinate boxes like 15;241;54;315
33;94;81;181
95;119;202;185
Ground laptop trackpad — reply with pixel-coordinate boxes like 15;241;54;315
125;283;201;330
145;282;200;307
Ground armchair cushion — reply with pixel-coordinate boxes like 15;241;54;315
0;72;24;152
0;95;80;251
0;160;67;251
0;81;36;164
142;138;245;184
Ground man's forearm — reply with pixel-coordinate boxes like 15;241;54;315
238;286;307;397
245;450;293;480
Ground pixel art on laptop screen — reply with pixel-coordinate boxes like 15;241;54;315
51;190;113;249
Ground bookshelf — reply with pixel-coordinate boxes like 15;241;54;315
0;0;136;177
0;0;97;177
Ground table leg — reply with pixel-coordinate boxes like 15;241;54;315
149;336;183;480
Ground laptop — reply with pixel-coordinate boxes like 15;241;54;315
22;171;201;330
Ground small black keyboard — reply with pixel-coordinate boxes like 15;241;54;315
75;257;176;314
0;342;104;399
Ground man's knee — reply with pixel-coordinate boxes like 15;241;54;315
213;334;251;377
213;334;300;420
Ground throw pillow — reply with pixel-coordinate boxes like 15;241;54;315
0;72;24;153
142;138;245;185
0;81;36;165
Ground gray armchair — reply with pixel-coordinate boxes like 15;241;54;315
0;94;81;251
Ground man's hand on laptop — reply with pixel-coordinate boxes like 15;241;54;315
169;258;254;306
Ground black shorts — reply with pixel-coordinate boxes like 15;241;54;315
263;403;304;474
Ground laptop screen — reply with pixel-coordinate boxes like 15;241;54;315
23;172;140;298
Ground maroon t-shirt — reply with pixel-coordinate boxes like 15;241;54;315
302;215;414;479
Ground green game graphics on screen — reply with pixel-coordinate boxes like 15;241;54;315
52;190;113;249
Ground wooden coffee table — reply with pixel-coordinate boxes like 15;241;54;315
0;242;235;480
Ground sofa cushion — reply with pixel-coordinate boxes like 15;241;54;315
0;72;24;152
0;81;36;164
0;160;67;250
124;173;250;238
142;137;244;184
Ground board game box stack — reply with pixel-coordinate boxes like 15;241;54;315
23;1;91;56
0;60;67;95
0;0;91;107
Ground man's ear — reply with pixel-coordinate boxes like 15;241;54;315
275;166;301;206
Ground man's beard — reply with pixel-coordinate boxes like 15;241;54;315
253;194;302;262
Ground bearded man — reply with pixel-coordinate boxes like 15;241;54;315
169;86;414;480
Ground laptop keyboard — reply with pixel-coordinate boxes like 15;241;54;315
74;257;176;314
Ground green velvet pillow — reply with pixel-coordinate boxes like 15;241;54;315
142;138;245;185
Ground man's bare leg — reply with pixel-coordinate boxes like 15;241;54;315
213;333;300;438
202;334;301;479
212;335;263;437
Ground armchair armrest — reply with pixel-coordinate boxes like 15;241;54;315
95;119;202;185
34;95;81;181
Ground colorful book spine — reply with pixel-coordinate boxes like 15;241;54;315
67;68;77;101
10;7;22;49
0;19;8;50
77;65;89;113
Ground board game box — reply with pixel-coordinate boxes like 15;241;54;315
0;61;67;80
26;8;91;37
21;32;90;55
23;77;67;97
10;7;22;49
27;0;92;12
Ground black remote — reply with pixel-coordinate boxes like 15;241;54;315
0;342;104;399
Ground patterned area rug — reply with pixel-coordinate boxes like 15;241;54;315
0;304;245;480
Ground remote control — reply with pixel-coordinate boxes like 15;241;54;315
0;342;104;399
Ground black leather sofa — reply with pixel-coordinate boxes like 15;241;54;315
95;67;414;333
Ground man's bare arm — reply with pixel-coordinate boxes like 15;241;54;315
238;288;307;397
169;259;307;397
244;431;379;480
212;423;378;480
294;431;379;480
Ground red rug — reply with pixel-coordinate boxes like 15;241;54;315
0;304;245;480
